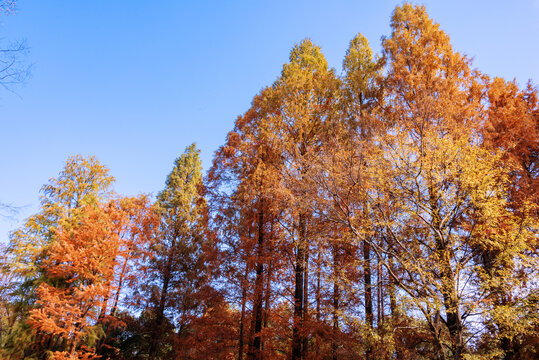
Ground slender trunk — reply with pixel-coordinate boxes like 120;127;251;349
378;261;384;326
387;252;401;360
315;248;321;360
238;263;249;360
332;245;340;360
262;256;272;354
388;254;397;317
263;252;272;330
148;273;171;359
148;236;176;360
302;244;309;355
292;214;307;360
364;240;373;360
248;200;265;360
429;188;463;360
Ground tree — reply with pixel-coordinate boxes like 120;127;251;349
145;143;210;360
273;39;340;360
27;196;157;359
1;155;114;359
27;203;121;360
5;155;114;282
208;85;286;360
341;33;380;360
484;77;538;211
368;4;536;359
476;77;539;359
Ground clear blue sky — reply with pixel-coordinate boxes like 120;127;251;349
1;0;538;243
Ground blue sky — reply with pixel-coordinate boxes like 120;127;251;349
1;0;538;243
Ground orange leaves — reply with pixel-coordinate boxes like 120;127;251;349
484;77;539;210
26;196;156;357
29;283;93;337
47;208;118;283
382;4;482;137
27;206;115;354
2;4;537;360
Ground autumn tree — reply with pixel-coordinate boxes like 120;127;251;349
475;77;539;359
145;143;210;360
23;195;156;360
207;84;289;360
6;156;114;281
484;77;538;211
224;39;346;360
363;4;537;359
1;4;537;360
28;203;122;359
94;196;158;359
342;32;381;359
271;39;340;360
1;156;114;359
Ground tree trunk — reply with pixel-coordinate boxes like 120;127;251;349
387;252;401;360
263;250;272;334
364;240;373;360
332;245;340;360
248;201;265;360
148;236;176;360
238;262;250;360
429;188;463;360
292;213;307;360
302;242;309;356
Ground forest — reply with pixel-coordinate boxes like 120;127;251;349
0;3;538;360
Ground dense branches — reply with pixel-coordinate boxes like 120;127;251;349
1;4;537;360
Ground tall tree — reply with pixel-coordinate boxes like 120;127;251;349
372;4;536;359
1;156;114;359
28;203;121;360
208;86;285;360
476;77;539;359
342;32;380;360
27;196;157;360
268;39;339;360
146;143;209;360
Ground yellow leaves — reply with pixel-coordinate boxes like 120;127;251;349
4;155;115;291
284;38;328;76
41;155;114;211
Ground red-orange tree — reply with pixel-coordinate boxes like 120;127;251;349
27;196;156;360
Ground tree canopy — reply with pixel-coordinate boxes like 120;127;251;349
1;4;537;360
